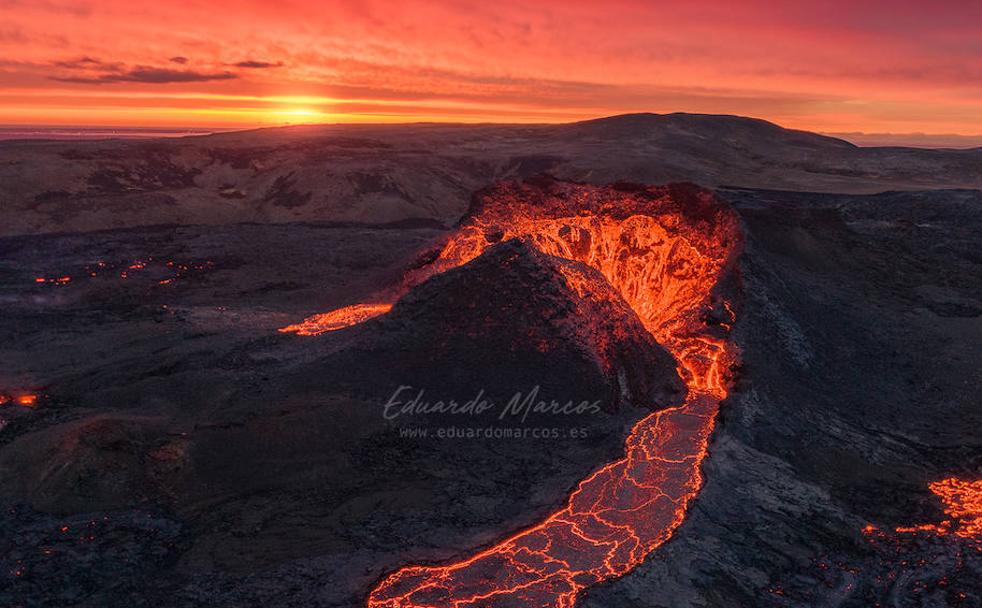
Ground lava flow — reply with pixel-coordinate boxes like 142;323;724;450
283;180;742;607
279;303;392;336
927;478;982;541
876;477;982;546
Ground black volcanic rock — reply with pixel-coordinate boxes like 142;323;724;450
313;239;685;414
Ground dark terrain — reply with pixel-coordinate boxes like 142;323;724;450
0;115;980;607
3;113;982;237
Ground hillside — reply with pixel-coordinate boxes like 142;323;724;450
2;113;981;236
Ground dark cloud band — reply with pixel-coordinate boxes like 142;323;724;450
52;66;237;84
231;60;284;69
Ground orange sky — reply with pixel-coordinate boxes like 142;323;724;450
1;0;981;139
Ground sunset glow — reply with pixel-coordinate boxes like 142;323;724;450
1;0;981;139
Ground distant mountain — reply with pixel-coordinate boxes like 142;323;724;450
560;112;856;149
1;112;981;236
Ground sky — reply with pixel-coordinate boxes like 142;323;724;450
1;0;981;142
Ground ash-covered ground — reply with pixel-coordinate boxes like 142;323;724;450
1;128;980;606
0;218;661;606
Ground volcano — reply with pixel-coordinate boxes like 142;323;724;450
1;124;980;608
283;179;743;607
295;238;685;412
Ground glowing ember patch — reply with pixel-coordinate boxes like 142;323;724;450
279;303;393;335
15;394;38;407
927;478;982;540
34;258;213;287
0;395;10;406
34;276;71;285
894;523;949;534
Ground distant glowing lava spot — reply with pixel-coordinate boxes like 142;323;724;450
1;393;39;407
15;394;38;407
279;303;393;335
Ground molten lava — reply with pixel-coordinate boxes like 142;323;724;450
884;478;982;546
283;181;741;607
279;303;393;336
1;393;38;407
929;478;982;541
15;394;38;407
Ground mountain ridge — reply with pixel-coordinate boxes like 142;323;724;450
1;112;980;236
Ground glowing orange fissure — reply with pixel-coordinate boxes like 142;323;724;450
283;182;742;607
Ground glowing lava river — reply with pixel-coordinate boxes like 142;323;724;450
284;181;743;607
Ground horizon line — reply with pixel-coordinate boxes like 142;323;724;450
2;114;982;149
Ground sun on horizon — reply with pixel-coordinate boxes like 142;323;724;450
1;0;981;145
